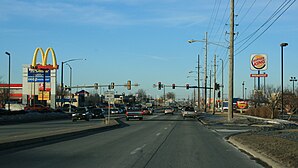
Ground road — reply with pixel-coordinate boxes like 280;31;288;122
0;112;263;168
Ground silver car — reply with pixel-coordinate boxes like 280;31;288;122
181;107;197;119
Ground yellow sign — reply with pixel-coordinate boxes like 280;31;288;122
38;91;50;100
31;48;58;69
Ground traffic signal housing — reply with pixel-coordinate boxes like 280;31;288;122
172;84;175;89
111;82;115;89
158;82;162;90
127;80;131;90
215;83;220;90
186;84;189;89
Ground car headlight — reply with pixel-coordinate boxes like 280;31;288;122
72;114;76;116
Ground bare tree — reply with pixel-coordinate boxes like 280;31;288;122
136;89;147;103
166;92;176;100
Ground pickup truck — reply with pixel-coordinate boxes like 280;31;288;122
125;110;143;121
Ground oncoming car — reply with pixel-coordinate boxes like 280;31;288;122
72;107;92;122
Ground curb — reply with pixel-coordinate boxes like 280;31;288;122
228;136;284;168
0;119;122;151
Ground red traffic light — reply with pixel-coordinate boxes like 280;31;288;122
172;84;175;89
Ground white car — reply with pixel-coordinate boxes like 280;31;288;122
164;108;174;115
181;107;197;119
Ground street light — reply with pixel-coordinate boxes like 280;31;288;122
61;58;86;106
280;42;288;118
188;34;228;113
5;52;11;111
242;81;245;100
290;77;297;94
65;63;72;113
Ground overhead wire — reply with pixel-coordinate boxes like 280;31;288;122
236;0;296;55
236;0;272;41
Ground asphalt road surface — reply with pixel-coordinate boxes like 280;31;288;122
0;113;263;168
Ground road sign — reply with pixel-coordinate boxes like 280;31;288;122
250;73;268;77
105;91;115;103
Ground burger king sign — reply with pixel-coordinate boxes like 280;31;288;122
250;54;268;71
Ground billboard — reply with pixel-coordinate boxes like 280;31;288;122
28;69;51;82
250;54;268;71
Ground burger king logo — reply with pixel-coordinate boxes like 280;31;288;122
250;54;267;70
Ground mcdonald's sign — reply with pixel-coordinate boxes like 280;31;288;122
31;47;59;70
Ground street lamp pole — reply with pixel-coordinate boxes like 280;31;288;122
280;42;288;118
290;77;297;94
5;52;11;111
60;58;86;107
242;81;245;100
65;63;72;112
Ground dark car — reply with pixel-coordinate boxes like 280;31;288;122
72;107;92;122
91;108;105;119
125;110;143;121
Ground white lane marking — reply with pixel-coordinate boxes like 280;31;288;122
130;144;146;155
164;127;168;130
156;133;161;136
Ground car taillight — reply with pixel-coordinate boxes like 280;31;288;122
141;112;145;115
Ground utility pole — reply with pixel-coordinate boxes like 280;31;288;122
209;69;212;110
213;54;217;114
228;0;235;121
220;58;224;112
204;32;208;113
197;54;200;110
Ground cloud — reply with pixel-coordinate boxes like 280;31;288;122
0;0;206;27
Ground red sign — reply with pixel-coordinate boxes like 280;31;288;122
250;74;268;78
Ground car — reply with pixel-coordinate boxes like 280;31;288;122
91;108;105;119
181;107;197;119
24;104;52;112
164;108;174;115
72;107;92;122
125;110;144;121
110;108;120;114
61;104;77;112
141;108;150;115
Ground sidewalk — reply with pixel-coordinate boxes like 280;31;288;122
198;112;298;168
0;119;120;151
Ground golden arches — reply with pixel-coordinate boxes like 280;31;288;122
31;47;58;69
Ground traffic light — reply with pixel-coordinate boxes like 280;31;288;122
127;80;131;90
111;82;115;89
158;82;162;90
172;84;175;89
186;84;189;89
94;83;99;90
217;91;221;98
215;83;220;90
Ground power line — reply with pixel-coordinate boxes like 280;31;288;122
236;0;272;41
235;0;294;53
236;0;296;55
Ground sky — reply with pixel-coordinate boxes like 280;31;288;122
0;0;297;100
